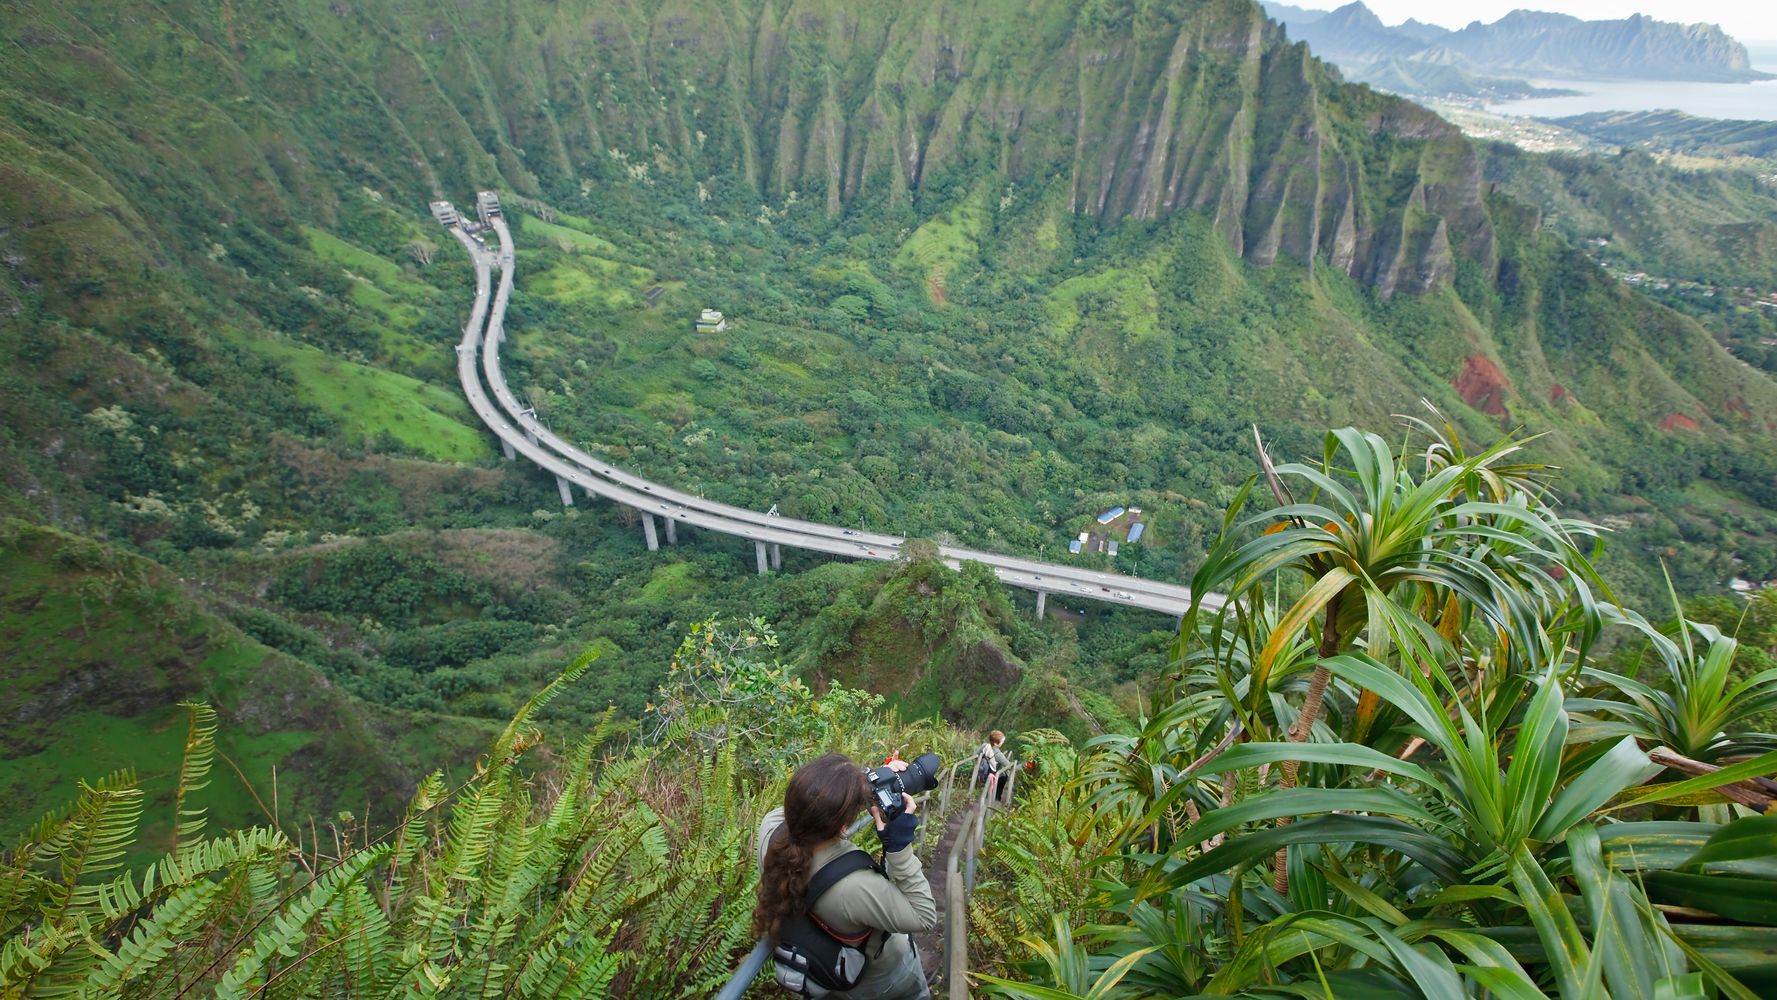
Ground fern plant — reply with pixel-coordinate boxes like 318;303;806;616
3;630;955;999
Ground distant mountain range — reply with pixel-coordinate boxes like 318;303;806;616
1264;3;1772;99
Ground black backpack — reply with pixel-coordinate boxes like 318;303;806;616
771;849;880;997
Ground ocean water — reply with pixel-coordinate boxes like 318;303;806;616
1485;75;1777;122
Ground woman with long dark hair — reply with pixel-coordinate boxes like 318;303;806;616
754;752;937;999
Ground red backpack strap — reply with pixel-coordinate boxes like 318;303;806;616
802;848;880;943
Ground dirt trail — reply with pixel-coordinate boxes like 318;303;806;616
927;271;948;306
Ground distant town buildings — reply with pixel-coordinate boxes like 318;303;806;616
695;308;728;333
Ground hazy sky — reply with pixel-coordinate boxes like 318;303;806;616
1277;1;1777;42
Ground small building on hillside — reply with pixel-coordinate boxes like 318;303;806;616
1107;540;1119;557
429;201;459;227
1068;539;1083;554
1096;506;1126;525
695;308;728;333
1126;522;1145;543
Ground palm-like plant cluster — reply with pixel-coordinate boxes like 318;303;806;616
974;409;1777;998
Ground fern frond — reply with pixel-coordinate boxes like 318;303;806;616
0;864;53;940
95;827;291;922
214;845;390;1000
513;930;619;1000
84;878;226;997
407;773;510;963
0;919;80;993
385;770;445;909
489;651;597;764
318;881;395;998
38;770;143;924
171;701;219;855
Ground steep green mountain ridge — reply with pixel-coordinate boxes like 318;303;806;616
2;0;1501;297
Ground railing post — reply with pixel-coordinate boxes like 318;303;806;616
965;803;985;894
947;858;968;1000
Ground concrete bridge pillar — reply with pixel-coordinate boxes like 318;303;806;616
584;486;596;500
755;540;769;575
665;518;677;545
641;513;660;551
500;439;515;461
524;428;539;445
1035;591;1047;619
556;477;575;507
770;543;782;570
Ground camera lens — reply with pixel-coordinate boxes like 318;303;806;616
901;752;942;796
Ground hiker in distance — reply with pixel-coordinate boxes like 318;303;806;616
977;730;1013;803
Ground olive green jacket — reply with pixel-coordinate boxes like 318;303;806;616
756;807;937;998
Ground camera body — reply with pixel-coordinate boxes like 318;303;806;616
864;752;942;822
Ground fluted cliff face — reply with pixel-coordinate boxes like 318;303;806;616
63;0;1494;296
4;0;1511;296
472;0;1495;295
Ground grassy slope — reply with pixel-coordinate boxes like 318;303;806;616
0;520;497;846
231;334;489;463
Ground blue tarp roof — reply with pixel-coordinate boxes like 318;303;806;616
1068;539;1083;554
1096;506;1126;524
1126;522;1145;542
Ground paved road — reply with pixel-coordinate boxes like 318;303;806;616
448;210;1220;618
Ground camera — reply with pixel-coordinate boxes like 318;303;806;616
864;752;942;822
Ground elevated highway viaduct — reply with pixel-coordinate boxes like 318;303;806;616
438;196;1221;620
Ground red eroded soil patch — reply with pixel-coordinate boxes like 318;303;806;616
1659;412;1701;432
1550;384;1568;403
1726;396;1752;419
1453;354;1510;416
927;271;948;306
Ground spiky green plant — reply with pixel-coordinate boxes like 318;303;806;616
971;418;1777;999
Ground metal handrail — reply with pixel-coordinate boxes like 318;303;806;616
714;940;772;1000
941;776;1011;1000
